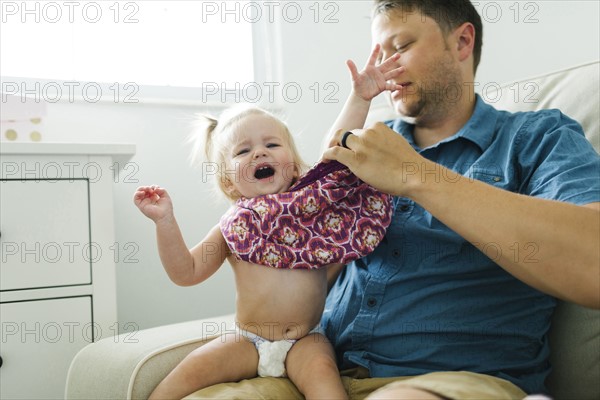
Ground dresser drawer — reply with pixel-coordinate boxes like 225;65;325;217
0;296;92;399
0;179;91;291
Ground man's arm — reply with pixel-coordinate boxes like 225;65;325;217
323;123;600;308
414;174;600;309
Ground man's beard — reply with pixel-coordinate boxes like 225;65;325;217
393;53;463;126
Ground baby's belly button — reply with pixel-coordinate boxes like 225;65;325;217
283;323;314;339
237;319;316;340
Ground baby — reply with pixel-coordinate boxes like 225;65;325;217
134;45;404;399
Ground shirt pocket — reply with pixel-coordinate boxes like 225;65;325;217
467;167;510;190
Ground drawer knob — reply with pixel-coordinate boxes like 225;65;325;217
0;355;3;368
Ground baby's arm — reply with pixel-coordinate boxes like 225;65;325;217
323;44;404;150
134;185;227;286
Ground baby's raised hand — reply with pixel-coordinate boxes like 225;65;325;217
347;43;404;101
133;185;173;222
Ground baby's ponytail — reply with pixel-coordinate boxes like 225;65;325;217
189;113;219;168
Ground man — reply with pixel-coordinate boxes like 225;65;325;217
193;1;599;398
322;0;599;398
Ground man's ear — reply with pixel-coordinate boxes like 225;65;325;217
453;22;475;63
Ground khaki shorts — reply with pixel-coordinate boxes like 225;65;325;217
183;367;527;400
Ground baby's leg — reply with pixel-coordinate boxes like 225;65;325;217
149;332;258;400
285;333;348;400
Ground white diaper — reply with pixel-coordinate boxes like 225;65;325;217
238;325;324;377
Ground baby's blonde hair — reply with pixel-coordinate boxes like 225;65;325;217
190;105;306;201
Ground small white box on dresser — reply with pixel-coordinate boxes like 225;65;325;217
0;142;135;399
0;94;48;143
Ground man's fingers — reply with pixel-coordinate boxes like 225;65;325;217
321;145;356;170
327;128;345;148
341;131;357;149
322;129;362;168
332;129;358;149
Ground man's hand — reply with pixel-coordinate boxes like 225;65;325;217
323;123;425;197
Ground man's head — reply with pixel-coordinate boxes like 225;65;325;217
371;0;482;126
372;0;483;74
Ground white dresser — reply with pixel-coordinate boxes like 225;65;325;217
0;142;135;399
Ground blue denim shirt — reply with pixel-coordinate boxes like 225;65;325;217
322;95;600;394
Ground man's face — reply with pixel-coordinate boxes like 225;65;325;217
372;10;464;124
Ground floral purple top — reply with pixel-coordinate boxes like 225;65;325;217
220;161;393;269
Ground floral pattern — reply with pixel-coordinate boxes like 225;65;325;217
249;242;295;269
221;215;261;255
220;161;393;269
271;216;311;249
250;197;283;233
351;218;388;255
300;237;346;266
314;205;356;243
288;189;329;226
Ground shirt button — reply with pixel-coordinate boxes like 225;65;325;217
399;204;410;212
367;298;377;307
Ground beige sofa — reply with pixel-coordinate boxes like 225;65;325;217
66;61;600;400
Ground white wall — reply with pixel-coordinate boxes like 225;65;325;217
19;1;600;331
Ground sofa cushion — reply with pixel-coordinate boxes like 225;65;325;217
489;61;599;151
544;301;600;400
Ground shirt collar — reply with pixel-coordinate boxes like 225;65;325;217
395;94;498;152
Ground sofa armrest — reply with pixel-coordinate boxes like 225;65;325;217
65;314;236;400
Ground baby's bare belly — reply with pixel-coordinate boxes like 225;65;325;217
231;258;328;341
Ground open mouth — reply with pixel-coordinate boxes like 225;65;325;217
254;165;275;180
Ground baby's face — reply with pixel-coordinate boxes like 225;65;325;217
224;114;298;199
